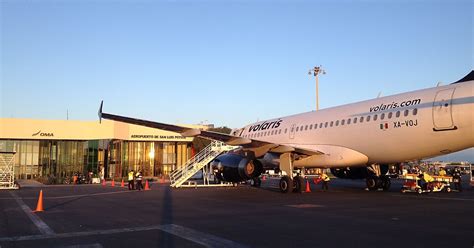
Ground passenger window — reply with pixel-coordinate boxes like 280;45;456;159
388;112;393;119
373;115;378;121
381;113;385;120
366;116;371;122
296;127;299;132
413;108;418;115
360;117;364;123
347;118;351;125
319;123;323;128
285;128;287;134
354;118;358;124
309;124;313;130
279;129;282;134
336;120;339;126
330;121;334;127
305;125;308;131
404;109;409;116
301;126;304;131
341;119;345;125
396;111;400;118
325;122;328;128
314;124;318;129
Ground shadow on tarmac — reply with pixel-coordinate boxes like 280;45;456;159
44;195;87;211
157;186;174;247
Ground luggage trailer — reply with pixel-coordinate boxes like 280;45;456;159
400;173;453;194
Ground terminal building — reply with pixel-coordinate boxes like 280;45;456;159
0;118;208;181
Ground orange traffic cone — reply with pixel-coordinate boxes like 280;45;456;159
121;179;125;188
33;190;44;212
160;176;165;184
102;179;106;187
111;180;115;187
144;180;150;191
262;175;266;181
305;180;311;193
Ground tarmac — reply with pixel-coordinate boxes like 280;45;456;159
0;176;473;248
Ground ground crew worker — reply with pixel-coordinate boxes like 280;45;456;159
452;167;462;192
135;170;143;191
438;167;447;176
420;172;434;190
128;170;135;190
320;172;330;190
73;173;78;185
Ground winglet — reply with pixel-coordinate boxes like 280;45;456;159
98;100;103;124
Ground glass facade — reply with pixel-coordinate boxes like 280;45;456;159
0;139;192;181
109;141;191;179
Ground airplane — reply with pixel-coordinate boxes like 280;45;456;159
98;70;474;193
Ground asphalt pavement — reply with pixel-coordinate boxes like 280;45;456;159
0;176;473;248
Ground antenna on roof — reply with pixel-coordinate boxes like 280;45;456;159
436;82;442;87
377;92;382;98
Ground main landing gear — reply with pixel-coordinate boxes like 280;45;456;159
366;164;391;191
277;153;305;193
279;175;304;193
366;175;391;191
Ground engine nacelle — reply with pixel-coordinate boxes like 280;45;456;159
211;153;263;182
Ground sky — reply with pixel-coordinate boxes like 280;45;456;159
1;0;473;161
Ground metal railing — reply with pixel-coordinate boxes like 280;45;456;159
0;152;18;190
170;141;235;188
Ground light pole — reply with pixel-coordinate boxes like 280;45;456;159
308;66;326;111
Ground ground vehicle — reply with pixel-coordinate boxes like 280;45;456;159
400;173;452;194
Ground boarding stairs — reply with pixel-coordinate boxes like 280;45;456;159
0;152;18;190
170;141;236;188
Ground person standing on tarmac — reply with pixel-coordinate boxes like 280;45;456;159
438;167;447;176
135;170;143;191
452;167;462;192
320;172;330;190
128;170;135;190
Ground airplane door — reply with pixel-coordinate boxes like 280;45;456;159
289;124;296;139
432;88;457;131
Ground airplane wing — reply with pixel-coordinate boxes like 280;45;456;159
98;101;323;156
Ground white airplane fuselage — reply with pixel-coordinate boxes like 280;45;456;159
236;80;474;168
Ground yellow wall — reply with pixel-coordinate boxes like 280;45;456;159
0;118;198;142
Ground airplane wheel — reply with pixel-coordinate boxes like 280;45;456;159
366;177;377;190
279;176;293;193
381;177;391;191
293;176;303;193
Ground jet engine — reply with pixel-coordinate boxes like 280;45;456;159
211;153;264;182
